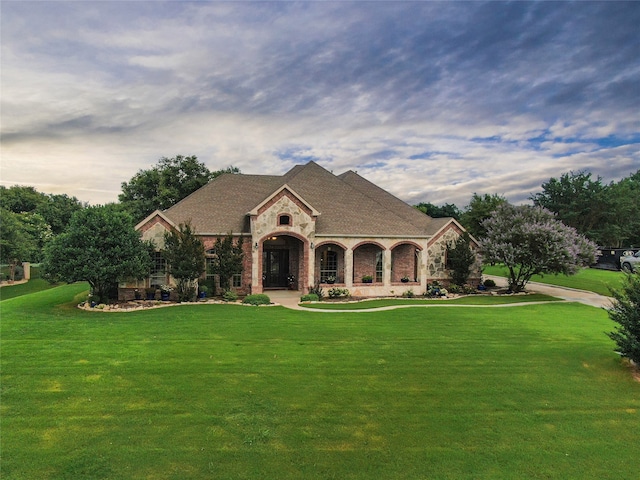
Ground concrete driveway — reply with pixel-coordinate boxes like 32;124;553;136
483;275;613;309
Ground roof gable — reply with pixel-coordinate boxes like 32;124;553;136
248;184;320;217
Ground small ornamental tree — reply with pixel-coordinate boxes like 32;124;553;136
481;204;598;292
208;233;244;292
607;272;640;365
447;232;477;286
162;222;205;302
42;204;152;303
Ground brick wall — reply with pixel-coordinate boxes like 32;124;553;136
391;244;416;282
353;244;381;281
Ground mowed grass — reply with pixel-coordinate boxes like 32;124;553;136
2;284;639;479
0;266;59;301
482;265;625;296
302;293;561;310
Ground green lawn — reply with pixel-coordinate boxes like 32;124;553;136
302;293;561;310
2;284;638;479
0;266;59;302
482;265;625;296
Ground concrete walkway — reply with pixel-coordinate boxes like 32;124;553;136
267;276;613;312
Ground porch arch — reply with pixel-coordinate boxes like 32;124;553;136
314;242;347;284
352;242;386;284
256;232;310;292
314;240;348;251
390;242;422;283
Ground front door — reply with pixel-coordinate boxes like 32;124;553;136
263;249;290;288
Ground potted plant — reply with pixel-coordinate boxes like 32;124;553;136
134;288;142;300
160;284;173;301
198;285;208;299
401;275;410;283
362;275;373;283
287;274;296;290
325;275;336;284
145;287;156;300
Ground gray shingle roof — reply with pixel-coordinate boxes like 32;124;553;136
163;161;452;237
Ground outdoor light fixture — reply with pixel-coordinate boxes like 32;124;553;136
254;242;258;250
310;242;314;249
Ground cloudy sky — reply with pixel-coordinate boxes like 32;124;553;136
2;1;639;208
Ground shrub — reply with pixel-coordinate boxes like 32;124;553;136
448;284;461;294
607;272;640;364
463;285;478;294
300;293;319;302
222;290;238;302
447;232;476;286
308;285;324;300
483;278;496;288
242;294;271;305
402;289;415;298
328;287;350;299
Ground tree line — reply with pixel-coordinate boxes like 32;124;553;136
416;169;640;248
1;156;637;283
0;155;237;280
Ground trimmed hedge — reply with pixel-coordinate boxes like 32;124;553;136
300;293;319;302
242;294;271;305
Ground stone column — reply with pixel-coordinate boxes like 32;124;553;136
383;248;391;286
252;242;262;294
306;242;315;291
345;248;353;287
419;248;428;290
22;262;31;280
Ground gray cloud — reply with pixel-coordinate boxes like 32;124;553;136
1;1;638;206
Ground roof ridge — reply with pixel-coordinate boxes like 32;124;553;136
336;170;436;228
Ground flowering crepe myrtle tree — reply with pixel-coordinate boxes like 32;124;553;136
481;204;598;293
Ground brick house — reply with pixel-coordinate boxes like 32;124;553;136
120;161;480;299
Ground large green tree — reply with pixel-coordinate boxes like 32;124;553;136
607;272;640;365
0;185;44;213
37;193;85;235
531;169;640;247
208;234;244;292
414;202;461;220
42;205;152;303
481;204;598;292
459;193;508;239
162;222;206;302
531;171;610;244
0;209;38;281
606;170;640;247
0;208;51;279
119;155;239;222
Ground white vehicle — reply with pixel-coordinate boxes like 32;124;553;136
620;250;640;272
